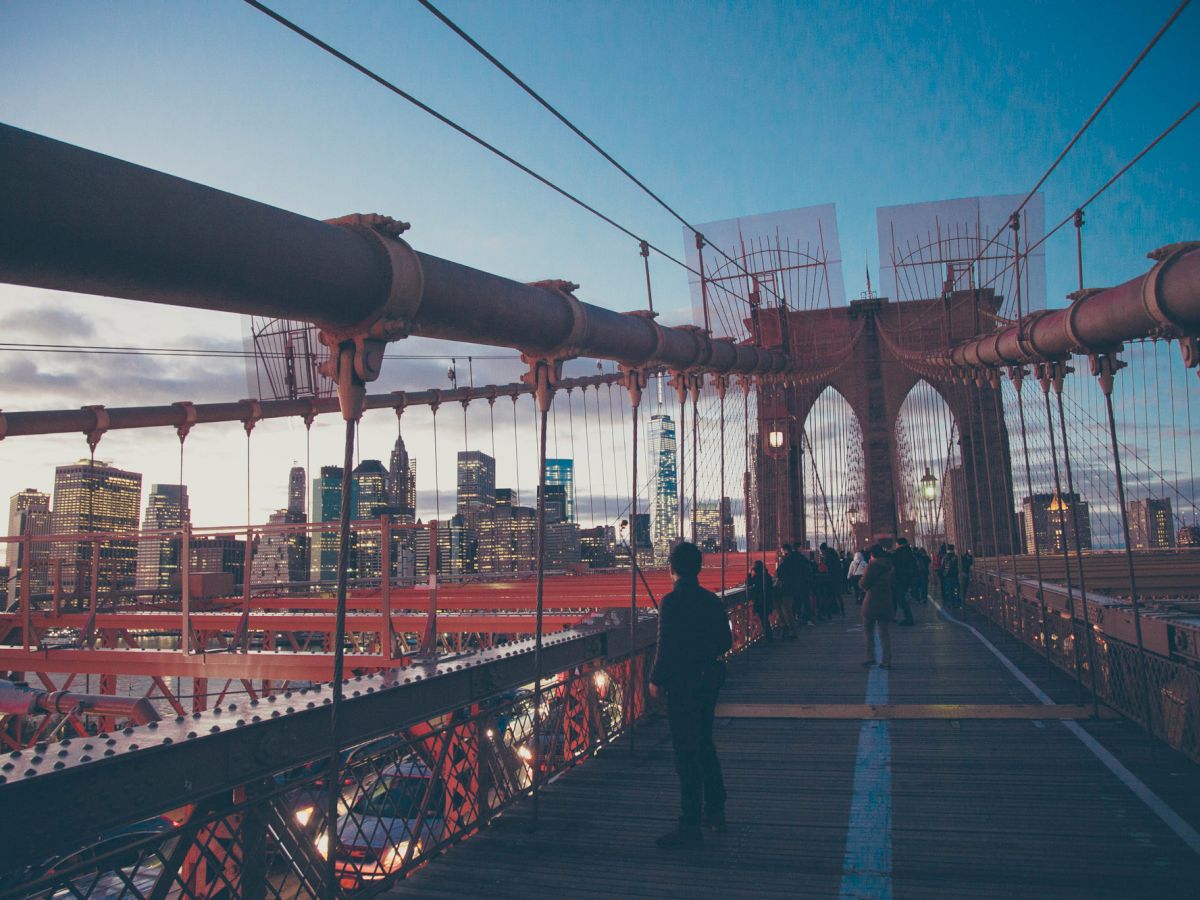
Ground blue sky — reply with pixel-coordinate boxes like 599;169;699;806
1;0;1197;530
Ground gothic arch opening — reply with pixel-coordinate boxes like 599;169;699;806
895;380;962;550
801;385;864;552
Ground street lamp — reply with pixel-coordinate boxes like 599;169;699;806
920;467;938;501
764;424;787;459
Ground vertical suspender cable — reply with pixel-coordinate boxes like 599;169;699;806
627;371;642;755
530;364;552;829
324;415;357;898
1013;369;1053;677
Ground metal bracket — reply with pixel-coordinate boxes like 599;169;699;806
1088;351;1126;397
391;391;407;423
324;213;423;343
81;405;108;453
172;401;197;443
239;399;263;436
619;365;648;408
521;356;564;413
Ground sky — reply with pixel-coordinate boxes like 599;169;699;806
1;0;1197;538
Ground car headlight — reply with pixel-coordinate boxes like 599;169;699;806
517;745;533;762
315;831;330;860
295;806;314;827
381;841;412;873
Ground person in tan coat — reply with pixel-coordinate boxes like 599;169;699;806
859;545;895;668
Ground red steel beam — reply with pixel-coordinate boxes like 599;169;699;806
0;124;793;375
940;243;1200;369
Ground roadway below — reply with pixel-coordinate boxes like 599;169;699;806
387;596;1200;898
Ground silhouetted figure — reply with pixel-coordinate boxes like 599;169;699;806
959;549;974;604
848;549;868;606
891;538;917;626
748;560;773;642
651;542;733;849
774;544;802;639
860;544;895;668
913;547;931;604
939;544;960;607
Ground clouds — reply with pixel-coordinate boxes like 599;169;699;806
0;304;96;340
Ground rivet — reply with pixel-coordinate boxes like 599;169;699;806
252;715;261;723
192;712;202;719
30;756;43;764
34;742;48;753
268;696;277;703
1;763;12;771
106;738;116;746
104;749;115;757
307;702;315;709
235;720;245;727
57;750;68;758
123;727;134;735
272;711;280;718
80;754;92;762
127;744;138;750
175;715;185;723
162;738;173;745
24;769;36;777
148;722;158;730
210;726;220;733
187;732;197;739
53;761;65;770
285;707;294;714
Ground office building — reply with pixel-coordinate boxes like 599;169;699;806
51;459;142;595
539;484;569;525
1127;497;1175;549
352;460;390;581
544;458;576;523
1022;492;1091;555
135;484;190;596
580;525;615;568
943;466;972;553
287;465;306;520
648;413;679;562
7;489;51;599
477;502;536;574
311;466;357;583
387;433;417;524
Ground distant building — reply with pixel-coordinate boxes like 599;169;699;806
631;512;651;551
580;525;615;568
51;459;142;596
7;488;51;600
648;413;679;561
544;521;581;569
544;458;576;523
457;451;495;520
477;502;536;574
1022;492;1091;555
694;502;722;552
190;533;245;586
312;466;356;583
252;509;309;586
1177;525;1199;548
135;484;190;596
352;460;390;580
539;484;569;525
287;465;306;519
437;513;476;577
387;433;417;524
1127;497;1175;549
0;565;8;609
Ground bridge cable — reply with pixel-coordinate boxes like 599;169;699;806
1038;366;1090;708
962;0;1193;279
415;0;792;314
241;0;754;303
324;414;358;897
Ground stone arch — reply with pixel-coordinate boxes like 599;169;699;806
798;384;865;552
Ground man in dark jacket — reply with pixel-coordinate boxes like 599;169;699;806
650;541;733;848
891;538;917;626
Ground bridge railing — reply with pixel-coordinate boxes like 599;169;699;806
967;567;1200;764
0;587;757;898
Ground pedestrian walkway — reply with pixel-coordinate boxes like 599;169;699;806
387;601;1200;898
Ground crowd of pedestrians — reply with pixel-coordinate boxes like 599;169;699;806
745;540;979;667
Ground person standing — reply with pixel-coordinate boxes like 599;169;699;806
860;544;895;668
774;544;801;639
913;546;931;604
891;538;917;626
748;560;773;643
959;549;974;605
939;544;960;607
650;542;733;848
847;549;869;606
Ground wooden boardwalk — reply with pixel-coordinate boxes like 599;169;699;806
387;601;1200;899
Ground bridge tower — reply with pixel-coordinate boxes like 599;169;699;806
754;288;1017;554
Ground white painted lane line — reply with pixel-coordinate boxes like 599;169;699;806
933;599;1200;856
839;636;893;900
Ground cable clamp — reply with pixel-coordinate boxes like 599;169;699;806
81;405;109;453
239;399;263;435
172;401;198;442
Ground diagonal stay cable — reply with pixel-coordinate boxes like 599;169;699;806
416;0;780;311
242;0;712;286
962;0;1192;277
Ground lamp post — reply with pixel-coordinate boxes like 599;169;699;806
920;467;938;547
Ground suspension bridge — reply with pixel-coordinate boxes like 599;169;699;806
2;1;1200;896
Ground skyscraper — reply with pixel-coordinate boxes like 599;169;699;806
387;433;417;524
7;489;51;600
456;451;496;520
1022;492;1091;554
648;413;679;562
544;459;575;523
311;466;357;583
1127;497;1175;549
287;465;306;520
352;460;390;580
135;484;190;595
51;459;142;595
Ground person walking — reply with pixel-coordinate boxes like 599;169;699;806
774;544;801;639
650;541;733;848
939;544;960;607
891;538;917;626
847;549;868;606
913;546;931;604
860;544;895;668
748;560;773;642
959;549;974;605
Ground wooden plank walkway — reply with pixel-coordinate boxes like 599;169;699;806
387;601;1200;899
